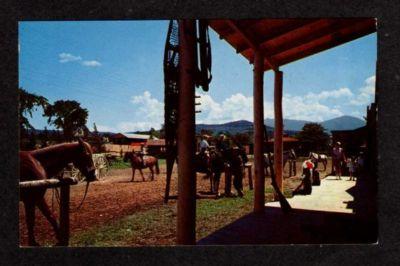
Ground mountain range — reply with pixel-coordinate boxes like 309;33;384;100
196;115;365;135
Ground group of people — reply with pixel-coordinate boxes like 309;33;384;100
332;141;364;181
198;134;248;197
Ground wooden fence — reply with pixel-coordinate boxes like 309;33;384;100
20;177;78;246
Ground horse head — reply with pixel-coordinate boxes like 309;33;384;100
73;138;96;182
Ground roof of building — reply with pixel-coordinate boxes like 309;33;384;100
111;133;152;140
208;18;376;71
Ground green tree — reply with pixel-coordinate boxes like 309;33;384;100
18;87;48;136
149;127;161;139
296;123;330;154
43;100;89;141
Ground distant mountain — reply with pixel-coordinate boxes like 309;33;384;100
264;118;310;131
264;115;365;132
321;115;365;131
196;120;257;135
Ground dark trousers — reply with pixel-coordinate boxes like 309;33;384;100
232;168;244;196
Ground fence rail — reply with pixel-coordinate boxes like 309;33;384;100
20;177;78;246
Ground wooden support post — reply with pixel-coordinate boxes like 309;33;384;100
274;70;284;192
177;19;197;245
59;184;70;246
253;50;265;213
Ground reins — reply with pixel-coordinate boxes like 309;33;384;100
71;181;90;212
51;181;90;212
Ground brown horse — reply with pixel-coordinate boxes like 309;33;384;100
20;138;96;246
123;152;160;181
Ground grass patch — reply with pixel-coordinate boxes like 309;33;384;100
109;158;166;170
70;187;293;246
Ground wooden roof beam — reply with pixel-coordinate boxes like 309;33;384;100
236;19;321;54
265;19;366;58
225;19;278;71
264;19;376;71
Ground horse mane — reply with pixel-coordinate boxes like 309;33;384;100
31;142;80;156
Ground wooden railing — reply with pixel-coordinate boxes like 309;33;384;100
20;177;78;246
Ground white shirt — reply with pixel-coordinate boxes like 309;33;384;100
199;139;210;149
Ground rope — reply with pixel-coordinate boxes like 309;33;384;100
70;181;90;212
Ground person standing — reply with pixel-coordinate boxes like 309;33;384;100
217;134;233;196
199;134;210;153
347;157;355;181
230;147;245;197
332;142;346;180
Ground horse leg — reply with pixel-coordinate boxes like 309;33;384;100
131;169;136;182
210;172;214;193
36;197;61;244
24;201;39;246
323;160;327;171
149;167;154;181
139;169;145;181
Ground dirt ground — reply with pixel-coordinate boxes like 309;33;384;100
19;158;332;246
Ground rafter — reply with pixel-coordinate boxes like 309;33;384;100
236;19;321;54
264;19;376;71
225;19;278;71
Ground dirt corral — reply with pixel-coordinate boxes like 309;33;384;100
19;158;332;246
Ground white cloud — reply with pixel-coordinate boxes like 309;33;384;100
95;124;115;132
114;91;164;132
196;92;256;124
58;52;102;67
81;60;102;67
59;52;82;63
282;94;343;121
304;87;353;102
196;92;343;124
349;75;375;106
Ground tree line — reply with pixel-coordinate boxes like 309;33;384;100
19;88;89;147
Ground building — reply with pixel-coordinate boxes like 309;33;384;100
146;139;166;157
110;133;152;145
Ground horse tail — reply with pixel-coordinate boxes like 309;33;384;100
155;158;160;174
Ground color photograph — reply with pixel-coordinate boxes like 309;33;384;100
19;19;377;246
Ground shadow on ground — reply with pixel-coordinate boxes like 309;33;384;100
198;172;377;245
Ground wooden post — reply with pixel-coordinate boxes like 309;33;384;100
253;50;265;213
274;70;284;192
177;19;197;245
59;184;70;246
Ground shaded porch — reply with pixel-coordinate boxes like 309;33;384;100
198;175;377;244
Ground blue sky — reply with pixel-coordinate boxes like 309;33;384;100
19;20;376;132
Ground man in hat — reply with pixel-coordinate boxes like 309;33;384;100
332;141;346;180
230;146;245;197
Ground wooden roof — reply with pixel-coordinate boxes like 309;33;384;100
208;18;376;71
